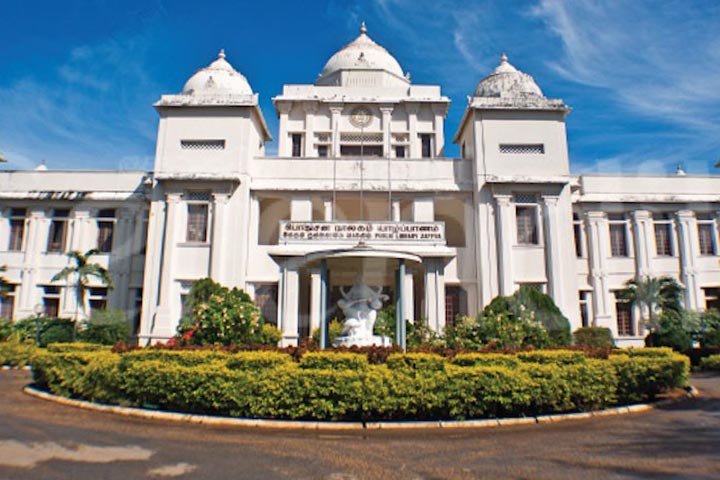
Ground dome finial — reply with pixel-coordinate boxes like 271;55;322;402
360;21;367;35
501;52;508;63
218;49;226;59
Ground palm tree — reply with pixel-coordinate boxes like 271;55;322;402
51;249;113;321
0;265;10;299
616;276;683;333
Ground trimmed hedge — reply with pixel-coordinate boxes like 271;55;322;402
700;354;720;372
27;348;690;421
0;341;36;367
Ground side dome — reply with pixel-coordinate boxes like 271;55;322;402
474;54;544;98
316;22;408;86
182;50;253;96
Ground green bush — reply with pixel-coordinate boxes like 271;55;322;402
619;347;674;358
386;353;446;372
226;351;293;371
699;310;720;347
443;316;483;350
176;279;274;346
29;347;690;421
299;352;369;371
609;353;689;402
38;319;75;346
0;340;36;367
451;352;520;368
46;342;109;353
573;327;614;348
78;310;131;345
310;319;344;346
0;319;12;342
646;310;693;351
699;354;720;372
517;350;587;365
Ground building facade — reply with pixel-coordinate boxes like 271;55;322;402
1;25;718;347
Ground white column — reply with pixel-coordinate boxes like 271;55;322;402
494;194;515;296
290;195;313;221
406;104;419;158
17;208;46;317
631;210;653;278
309;268;321;333
413;197;434;222
391;199;401;221
323;197;333;221
280;261;300;346
432;104;445;157
277;103;292;157
139;194;167;344
380;105;393;157
69;209;91;252
586;211;613;330
542;195;564;307
112;208;136;311
154;192;182;338
210;192;230;283
676;210;702;309
404;269;415;323
424;258;446;333
329;105;342;158
304;103;317;157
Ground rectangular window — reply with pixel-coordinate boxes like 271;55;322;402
317;145;328;158
608;214;629;257
445;285;468;327
697;214;718;256
395;145;406;158
516;206;538;245
291;133;303;157
579;291;590;328
461;142;466;159
88;287;108;315
0;285;15;319
132;288;143;335
653;213;673;256
705;287;720;311
420;134;433;158
46;209;70;253
7;208;26;251
499;144;545;154
42;286;61;318
96;209;115;253
615;293;634;336
186;204;209;243
254;284;278;326
573;213;584;257
340;145;383;157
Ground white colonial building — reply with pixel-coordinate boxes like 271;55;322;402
1;25;718;347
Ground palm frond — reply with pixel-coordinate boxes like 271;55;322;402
51;266;77;282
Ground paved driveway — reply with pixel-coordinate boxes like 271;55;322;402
1;370;719;479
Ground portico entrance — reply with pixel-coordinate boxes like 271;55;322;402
272;247;451;347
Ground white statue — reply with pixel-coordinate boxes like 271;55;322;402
333;273;391;347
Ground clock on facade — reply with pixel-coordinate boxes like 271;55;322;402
350;106;372;128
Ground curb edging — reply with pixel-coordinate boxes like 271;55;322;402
22;384;699;431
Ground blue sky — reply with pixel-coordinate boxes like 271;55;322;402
1;0;718;174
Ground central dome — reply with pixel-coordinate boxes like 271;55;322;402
474;53;544;98
316;22;408;86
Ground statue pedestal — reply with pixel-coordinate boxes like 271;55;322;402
332;335;392;348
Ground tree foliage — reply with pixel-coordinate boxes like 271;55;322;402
616;276;683;333
177;278;280;346
51;249;113;319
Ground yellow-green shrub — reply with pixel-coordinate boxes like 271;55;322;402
226;351;292;371
46;343;109;353
28;347;690;421
386;353;446;372
0;341;36;367
451;353;520;368
700;354;720;372
618;347;674;358
299;352;369;371
517;350;586;365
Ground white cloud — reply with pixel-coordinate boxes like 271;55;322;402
0;34;159;170
532;0;720;130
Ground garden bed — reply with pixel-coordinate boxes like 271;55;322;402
28;345;689;421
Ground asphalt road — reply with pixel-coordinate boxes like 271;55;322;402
1;370;719;480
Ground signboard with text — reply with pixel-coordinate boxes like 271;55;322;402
278;221;446;245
